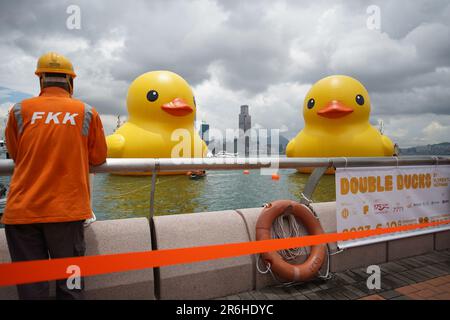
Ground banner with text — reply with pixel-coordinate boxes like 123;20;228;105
336;165;450;249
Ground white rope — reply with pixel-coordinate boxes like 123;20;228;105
256;255;271;274
271;208;309;260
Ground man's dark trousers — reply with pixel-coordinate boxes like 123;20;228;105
5;220;85;300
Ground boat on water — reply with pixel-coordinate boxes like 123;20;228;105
0;183;7;215
212;151;239;158
0;140;8;215
0;140;7;158
187;170;207;180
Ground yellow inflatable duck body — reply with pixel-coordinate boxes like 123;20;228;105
286;75;395;173
107;71;207;175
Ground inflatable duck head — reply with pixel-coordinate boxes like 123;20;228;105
127;70;196;127
303;75;371;127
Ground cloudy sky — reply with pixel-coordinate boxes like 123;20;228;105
0;0;449;147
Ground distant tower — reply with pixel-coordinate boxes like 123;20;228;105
239;105;251;157
116;115;121;130
256;133;260;157
379;120;384;135
239;105;251;134
200;122;210;145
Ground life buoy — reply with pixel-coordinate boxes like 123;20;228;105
256;200;326;282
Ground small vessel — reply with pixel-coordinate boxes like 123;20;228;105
0;183;7;215
214;151;238;158
188;170;206;180
0;140;7;159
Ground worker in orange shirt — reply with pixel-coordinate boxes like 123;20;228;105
2;52;107;300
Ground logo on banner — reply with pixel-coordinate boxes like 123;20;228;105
341;208;350;219
373;203;390;214
393;206;404;213
363;205;369;215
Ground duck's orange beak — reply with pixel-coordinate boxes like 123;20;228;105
317;100;353;119
161;98;193;117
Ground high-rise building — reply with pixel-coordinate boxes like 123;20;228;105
239;105;251;135
239;105;251;157
200;122;210;145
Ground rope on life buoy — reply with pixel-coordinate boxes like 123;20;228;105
256;199;330;283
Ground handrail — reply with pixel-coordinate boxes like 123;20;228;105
0;156;449;175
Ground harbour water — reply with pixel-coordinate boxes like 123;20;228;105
91;169;335;220
0;169;336;222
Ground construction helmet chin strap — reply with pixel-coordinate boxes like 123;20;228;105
66;74;74;95
40;73;73;95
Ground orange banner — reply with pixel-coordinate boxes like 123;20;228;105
0;219;449;287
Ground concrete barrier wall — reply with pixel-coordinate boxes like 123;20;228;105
153;210;253;300
84;218;154;299
0;218;154;300
0;203;448;300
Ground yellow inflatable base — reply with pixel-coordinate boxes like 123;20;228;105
111;171;188;176
297;167;336;175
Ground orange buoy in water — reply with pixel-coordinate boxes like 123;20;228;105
243;170;250;175
271;173;280;180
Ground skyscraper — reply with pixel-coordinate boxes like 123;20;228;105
239;105;251;135
200;122;210;145
239;105;251;156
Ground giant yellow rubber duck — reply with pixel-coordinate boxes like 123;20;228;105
107;71;207;175
286;75;395;172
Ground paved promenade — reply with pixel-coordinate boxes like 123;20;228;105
220;249;450;300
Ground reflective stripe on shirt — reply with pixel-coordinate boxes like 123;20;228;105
12;103;23;135
82;103;93;136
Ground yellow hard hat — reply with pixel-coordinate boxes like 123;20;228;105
35;52;76;78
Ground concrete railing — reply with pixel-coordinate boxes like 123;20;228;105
0;156;449;299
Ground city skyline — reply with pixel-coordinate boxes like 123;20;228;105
200;104;289;156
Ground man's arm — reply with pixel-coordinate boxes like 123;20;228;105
88;109;107;166
5;106;19;161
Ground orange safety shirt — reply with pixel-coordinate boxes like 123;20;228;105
1;87;107;225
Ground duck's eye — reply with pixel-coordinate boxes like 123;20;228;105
355;94;364;106
307;98;315;109
146;90;159;102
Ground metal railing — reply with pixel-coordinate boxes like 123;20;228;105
0;155;449;175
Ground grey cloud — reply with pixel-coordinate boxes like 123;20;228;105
0;0;449;146
377;0;450;39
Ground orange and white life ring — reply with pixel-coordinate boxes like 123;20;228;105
256;199;326;282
